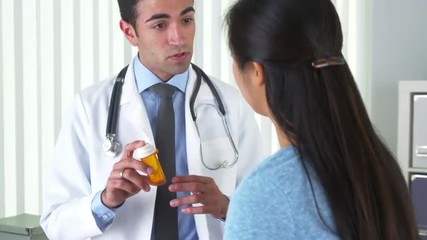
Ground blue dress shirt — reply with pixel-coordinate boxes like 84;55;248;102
91;57;198;240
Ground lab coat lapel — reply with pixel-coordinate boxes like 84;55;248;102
118;61;155;146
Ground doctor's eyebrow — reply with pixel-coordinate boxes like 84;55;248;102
145;7;195;23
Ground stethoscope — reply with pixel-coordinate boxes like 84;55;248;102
101;63;239;170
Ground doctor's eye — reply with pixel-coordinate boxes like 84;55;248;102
153;22;167;30
183;18;194;25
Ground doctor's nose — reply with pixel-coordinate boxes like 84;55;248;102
167;25;184;47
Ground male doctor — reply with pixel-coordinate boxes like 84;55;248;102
40;0;264;239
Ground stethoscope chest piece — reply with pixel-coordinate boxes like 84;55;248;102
102;135;121;157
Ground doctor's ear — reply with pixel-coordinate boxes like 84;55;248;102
119;20;138;46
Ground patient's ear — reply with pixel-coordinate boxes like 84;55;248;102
247;62;265;87
244;61;269;117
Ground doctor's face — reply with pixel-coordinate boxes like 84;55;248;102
121;0;195;81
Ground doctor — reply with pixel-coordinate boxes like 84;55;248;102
40;0;265;239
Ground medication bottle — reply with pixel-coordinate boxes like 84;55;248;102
133;143;166;186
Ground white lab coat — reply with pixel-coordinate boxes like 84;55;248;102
40;58;265;240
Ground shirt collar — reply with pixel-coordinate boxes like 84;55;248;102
133;56;188;93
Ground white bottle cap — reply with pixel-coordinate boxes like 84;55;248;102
133;143;157;159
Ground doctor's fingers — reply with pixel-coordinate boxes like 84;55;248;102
170;176;220;194
123;140;146;158
177;194;227;218
172;175;214;184
102;176;148;207
178;202;216;216
170;193;201;208
113;157;153;175
109;168;152;192
183;191;221;206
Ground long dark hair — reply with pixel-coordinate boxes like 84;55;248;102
226;0;419;239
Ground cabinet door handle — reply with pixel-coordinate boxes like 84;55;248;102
416;146;427;157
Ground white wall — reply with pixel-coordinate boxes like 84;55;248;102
370;0;427;155
0;0;135;219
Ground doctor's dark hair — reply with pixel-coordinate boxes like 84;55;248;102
117;0;139;28
226;0;419;240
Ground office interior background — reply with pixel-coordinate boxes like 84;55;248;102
0;0;426;222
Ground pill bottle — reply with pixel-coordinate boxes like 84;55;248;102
133;143;166;186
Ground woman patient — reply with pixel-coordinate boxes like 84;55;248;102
224;0;420;239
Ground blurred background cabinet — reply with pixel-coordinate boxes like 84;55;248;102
0;214;47;240
397;80;427;239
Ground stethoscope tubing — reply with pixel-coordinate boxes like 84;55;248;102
106;65;128;137
189;64;225;120
103;63;238;169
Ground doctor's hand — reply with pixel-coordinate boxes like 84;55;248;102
102;140;154;208
168;175;229;219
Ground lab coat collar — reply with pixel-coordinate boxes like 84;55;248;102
120;58;141;106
